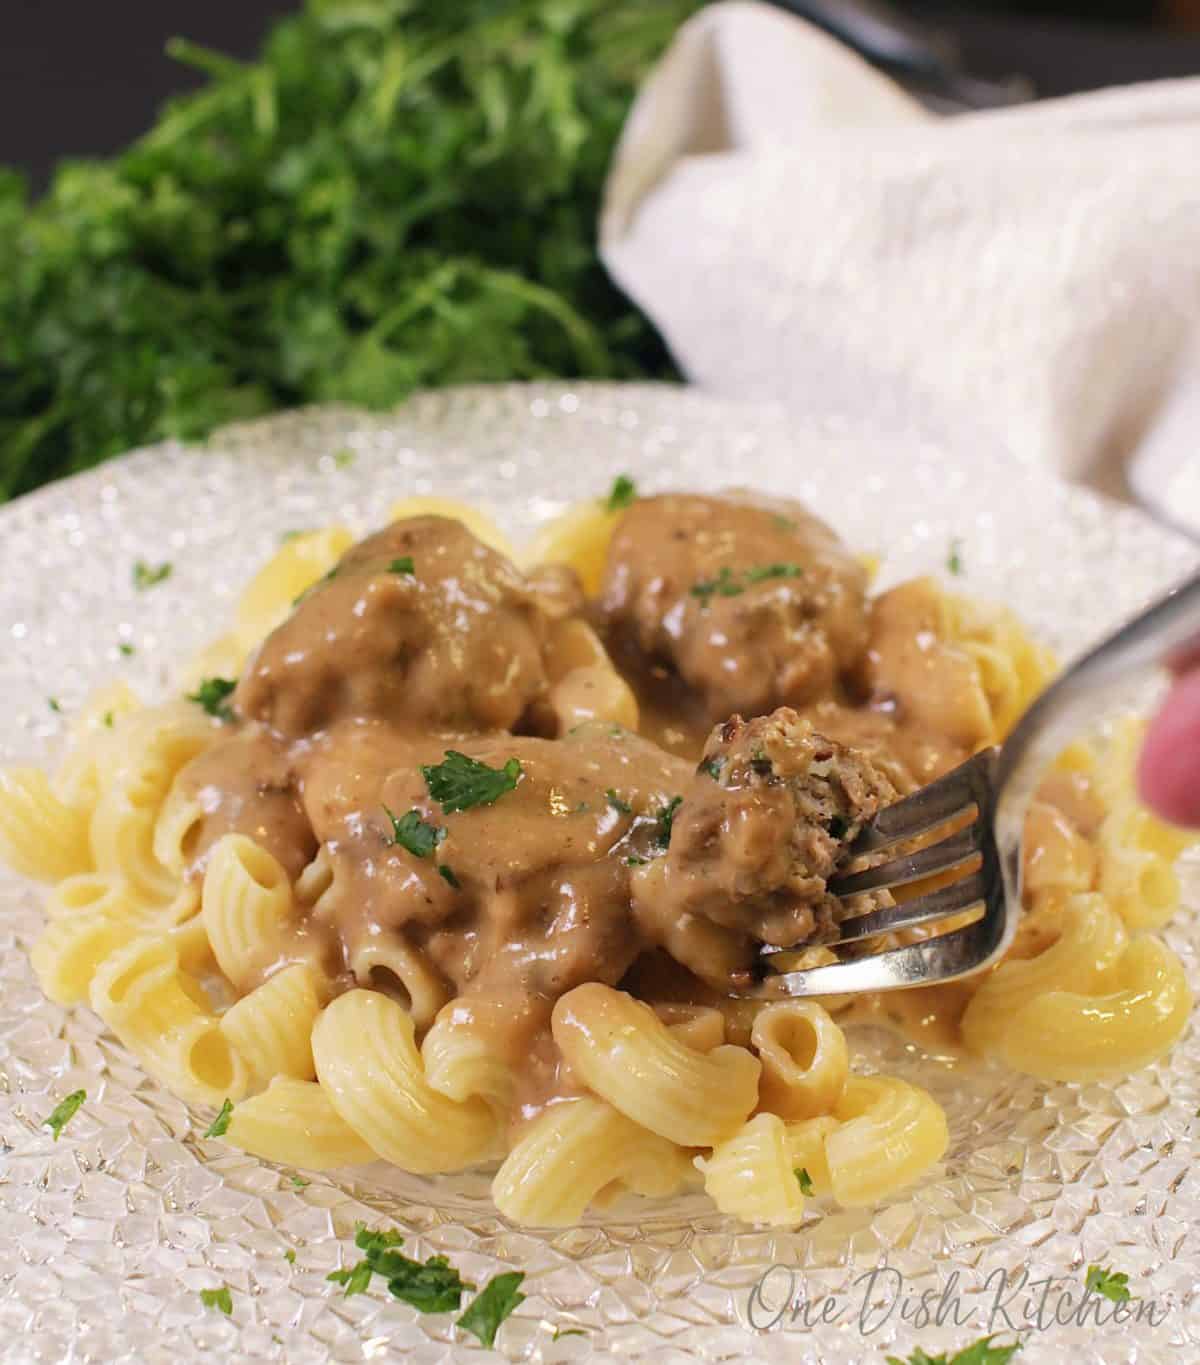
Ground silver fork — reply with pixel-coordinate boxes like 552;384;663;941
749;570;1200;1000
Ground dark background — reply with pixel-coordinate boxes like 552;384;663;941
4;0;1200;192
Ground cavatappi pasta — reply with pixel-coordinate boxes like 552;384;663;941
2;485;1195;1231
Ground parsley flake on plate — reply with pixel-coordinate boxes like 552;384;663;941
204;1097;233;1138
421;750;522;813
42;1089;86;1140
327;1261;374;1297
744;561;802;584
605;788;632;814
656;795;683;846
47;697;62;713
118;642;135;657
605;474;637;512
689;566;743;603
385;806;447;859
132;559;172;590
188;676;236;721
795;1167;814;1195
699;756;723;780
199;1287;233;1315
438;864;461;889
284;1249;296;1265
388;556;415;575
947;538;965;576
1085;1264;1132;1303
328;1224;474;1311
885;1335;1021;1365
457;1270;526;1349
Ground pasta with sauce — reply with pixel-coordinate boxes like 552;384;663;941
1;484;1194;1230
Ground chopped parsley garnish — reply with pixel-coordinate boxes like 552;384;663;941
749;747;773;777
284;1249;296;1264
438;864;461;889
605;474;637;512
388;556;415;575
605;788;632;814
47;697;61;713
327;1261;373;1297
280;529;306;543
384;806;446;859
884;1337;1015;1359
188;676;237;722
699;756;723;781
421;750;522;814
885;1337;1021;1365
947;538;964;576
132;559;172;590
795;1167;814;1195
204;1098;233;1138
328;1224;474;1311
553;1327;587;1340
118;642;135;657
333;448;355;468
102;711;114;728
625;855;647;866
1085;1264;1132;1303
690;562;804;604
457;1271;526;1349
42;1089;85;1140
744;562;803;584
689;566;743;603
290;1175;309;1188
199;1287;233;1316
656;795;683;846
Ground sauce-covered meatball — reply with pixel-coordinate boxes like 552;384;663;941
599;493;869;723
235;517;576;737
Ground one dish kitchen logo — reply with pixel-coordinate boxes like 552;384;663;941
745;1261;1170;1351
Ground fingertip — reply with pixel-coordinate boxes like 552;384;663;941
1136;670;1200;829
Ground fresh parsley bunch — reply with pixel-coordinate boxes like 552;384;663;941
0;0;698;499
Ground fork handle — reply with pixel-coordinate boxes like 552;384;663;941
994;570;1200;834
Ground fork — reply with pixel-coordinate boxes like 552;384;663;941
748;570;1200;999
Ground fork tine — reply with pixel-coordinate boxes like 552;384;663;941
750;908;1005;999
828;823;981;897
849;747;998;857
826;869;987;945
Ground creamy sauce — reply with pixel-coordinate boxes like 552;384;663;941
172;498;1081;1120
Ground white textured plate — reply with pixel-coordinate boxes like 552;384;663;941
1;383;1198;1365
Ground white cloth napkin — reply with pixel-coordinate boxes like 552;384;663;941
600;1;1200;534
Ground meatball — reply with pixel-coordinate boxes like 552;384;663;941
235;517;576;737
599;493;869;723
630;709;896;988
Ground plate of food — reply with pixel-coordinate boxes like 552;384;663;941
0;383;1197;1364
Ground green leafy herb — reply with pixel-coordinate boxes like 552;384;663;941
385;806;447;859
744;562;802;584
438;864;461;889
624;855;647;866
699;756;723;780
885;1337;1021;1365
327;1261;373;1297
605;788;632;814
422;750;522;814
795;1167;814;1195
948;539;965;576
457;1271;526;1349
118;642;135;657
689;566;743;604
749;747;773;777
553;1326;587;1339
188;676;237;721
42;1089;86;1140
102;711;114;728
332;449;355;469
605;474;637;512
132;560;172;590
388;556;415;576
47;697;62;713
204;1097;233;1138
290;1175;309;1188
1085;1264;1132;1304
280;529;306;543
284;1249;296;1264
0;2;697;503
199;1287;233;1316
656;795;683;846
